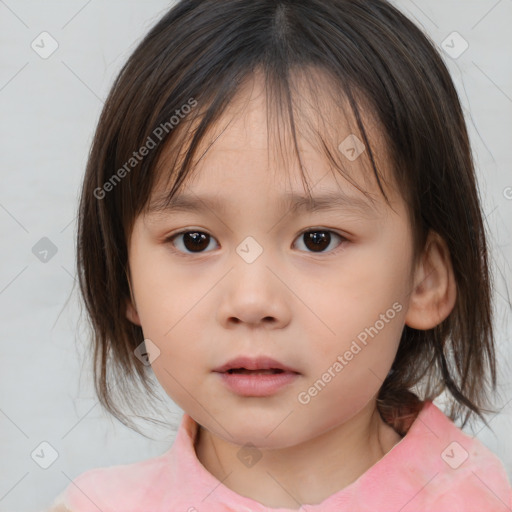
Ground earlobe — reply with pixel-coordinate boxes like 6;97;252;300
126;300;141;326
125;271;141;326
404;231;457;330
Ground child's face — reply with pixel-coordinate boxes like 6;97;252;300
126;76;417;448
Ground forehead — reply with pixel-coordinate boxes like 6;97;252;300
149;69;398;214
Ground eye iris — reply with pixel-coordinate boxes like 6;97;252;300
304;231;330;252
183;232;209;252
177;230;335;254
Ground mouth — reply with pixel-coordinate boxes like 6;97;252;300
215;363;299;397
213;355;300;375
225;368;286;375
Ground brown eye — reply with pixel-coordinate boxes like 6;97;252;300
167;231;217;254
295;230;345;254
166;228;346;257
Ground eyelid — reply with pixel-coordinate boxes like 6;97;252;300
164;228;218;257
164;226;349;257
295;228;348;257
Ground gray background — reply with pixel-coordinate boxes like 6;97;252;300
0;1;511;511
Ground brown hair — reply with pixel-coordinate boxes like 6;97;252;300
75;0;499;436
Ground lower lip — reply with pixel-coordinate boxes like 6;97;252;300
215;371;299;396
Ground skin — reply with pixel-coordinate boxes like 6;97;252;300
125;72;456;508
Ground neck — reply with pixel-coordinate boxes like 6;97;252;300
194;399;403;509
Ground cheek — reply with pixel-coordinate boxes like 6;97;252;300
147;327;208;413
128;248;210;391
150;362;203;418
297;306;405;421
130;247;200;331
303;248;409;376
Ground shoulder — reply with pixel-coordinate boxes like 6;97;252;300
405;401;512;510
51;450;174;512
48;415;197;512
357;401;511;511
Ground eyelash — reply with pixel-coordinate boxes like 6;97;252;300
164;228;348;257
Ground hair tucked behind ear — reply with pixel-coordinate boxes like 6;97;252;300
377;387;424;437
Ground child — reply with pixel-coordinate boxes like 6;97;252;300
48;0;512;510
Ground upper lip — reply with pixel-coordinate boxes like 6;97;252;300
213;356;300;374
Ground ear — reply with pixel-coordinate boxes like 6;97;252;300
126;299;141;326
125;273;141;326
404;230;457;330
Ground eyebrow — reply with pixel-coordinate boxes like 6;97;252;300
147;189;380;218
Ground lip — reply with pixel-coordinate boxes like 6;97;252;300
213;355;300;374
213;356;300;397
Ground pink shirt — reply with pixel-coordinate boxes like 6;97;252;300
50;401;512;511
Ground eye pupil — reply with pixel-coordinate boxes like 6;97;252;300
304;231;330;252
184;232;209;252
172;229;342;256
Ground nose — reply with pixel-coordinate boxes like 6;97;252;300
216;253;292;329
